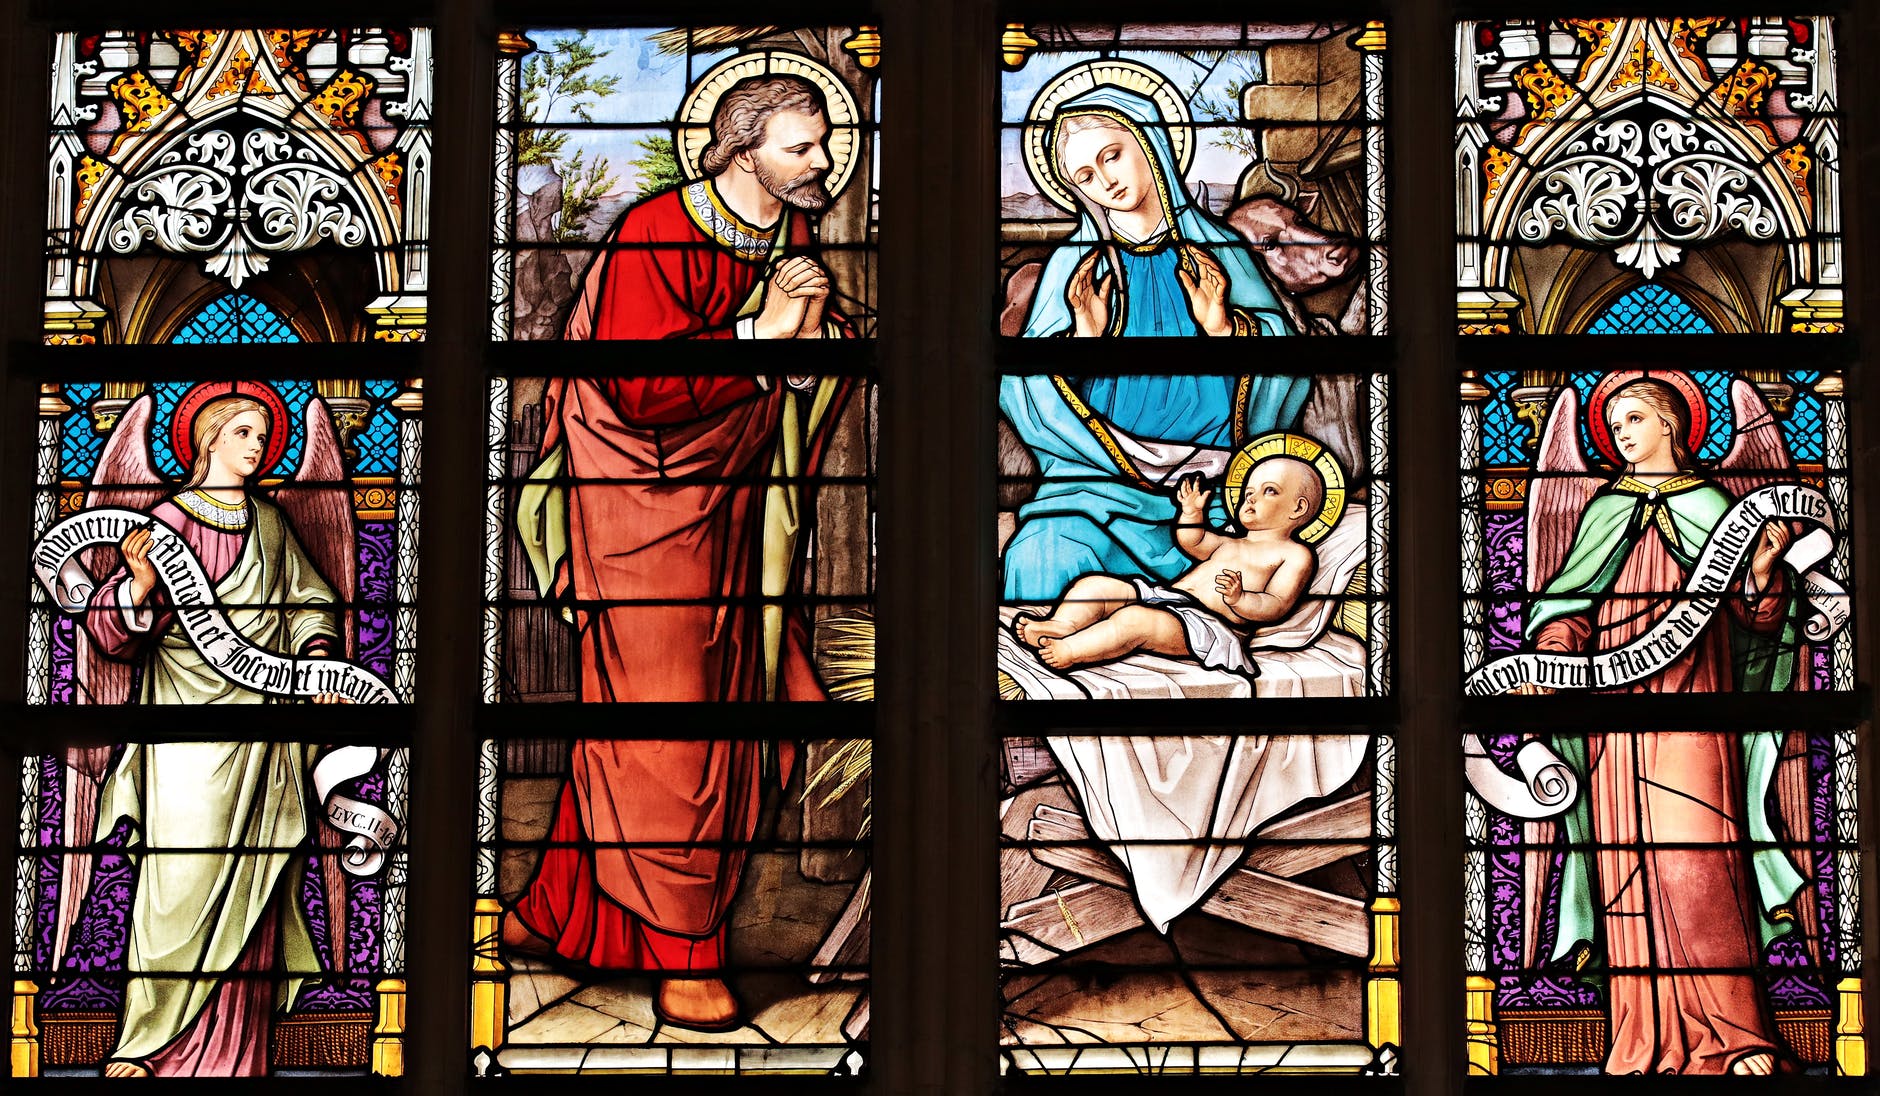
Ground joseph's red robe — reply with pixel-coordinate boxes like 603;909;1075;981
515;182;848;972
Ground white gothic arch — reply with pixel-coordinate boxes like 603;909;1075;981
1458;17;1838;331
47;28;431;339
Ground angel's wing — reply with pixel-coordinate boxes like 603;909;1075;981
57;396;162;963
1517;388;1599;969
1524;386;1604;593
272;397;357;656
75;393;165;706
1715;378;1795;499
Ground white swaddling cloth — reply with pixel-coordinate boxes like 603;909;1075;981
1129;578;1256;676
1047;734;1370;932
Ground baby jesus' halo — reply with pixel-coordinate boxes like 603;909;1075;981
1223;431;1346;544
1022;59;1193;214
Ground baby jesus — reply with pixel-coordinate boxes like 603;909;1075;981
1014;457;1324;674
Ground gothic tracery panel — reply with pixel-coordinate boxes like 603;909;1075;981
1455;17;1841;334
45;28;434;345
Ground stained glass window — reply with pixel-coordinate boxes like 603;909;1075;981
170;294;305;344
475;21;879;1077
43;28;433;345
995;19;1398;1081
473;373;875;1070
7;9;1874;1090
1000;731;1398;1075
1463;368;1851;694
998;373;1391;700
490;27;879;340
484;376;874;705
14;741;411;1075
1455;17;1843;334
1463;728;1860;1075
1457;18;1861;1072
17;24;428;1078
1584;284;1718;335
1000;21;1387;339
26;378;421;708
1459;358;1860;1073
472;736;868;1075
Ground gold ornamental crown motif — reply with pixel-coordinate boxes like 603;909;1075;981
1222;432;1347;544
676;51;864;203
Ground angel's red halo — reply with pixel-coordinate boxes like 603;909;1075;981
170;381;291;478
1586;370;1709;468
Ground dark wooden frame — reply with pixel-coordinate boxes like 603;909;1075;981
0;2;1873;1094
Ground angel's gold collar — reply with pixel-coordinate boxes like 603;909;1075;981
1613;472;1704;497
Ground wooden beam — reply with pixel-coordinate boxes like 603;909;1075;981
1000;781;1077;915
1005;793;1374;958
1019;842;1370;957
1002;844;1058;918
809;869;871;984
1000;881;1147;965
1025;791;1371;879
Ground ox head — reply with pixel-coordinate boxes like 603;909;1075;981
1225;164;1358;296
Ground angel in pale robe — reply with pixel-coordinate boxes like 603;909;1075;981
1512;370;1820;1075
53;382;362;1076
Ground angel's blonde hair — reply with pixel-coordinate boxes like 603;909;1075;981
1610;379;1694;469
184;396;271;488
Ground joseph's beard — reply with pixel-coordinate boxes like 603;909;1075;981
756;161;832;211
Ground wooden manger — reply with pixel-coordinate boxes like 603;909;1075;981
1000;784;1373;964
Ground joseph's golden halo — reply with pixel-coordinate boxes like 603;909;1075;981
1222;432;1347;544
1022;60;1192;213
676;51;864;203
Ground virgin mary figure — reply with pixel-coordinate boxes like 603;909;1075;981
1002;76;1310;601
71;383;354;1076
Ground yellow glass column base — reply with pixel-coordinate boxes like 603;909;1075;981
1836;976;1866;1077
471;898;509;1056
1465;974;1499;1076
372;977;407;1077
1367;897;1401;1051
10;980;40;1079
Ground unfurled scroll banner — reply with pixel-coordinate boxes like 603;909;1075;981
1467;484;1847;697
1463;483;1849;818
313;745;400;876
32;507;398;704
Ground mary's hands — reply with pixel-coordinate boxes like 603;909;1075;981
119;524;158;605
1065;249;1113;338
1177;245;1233;337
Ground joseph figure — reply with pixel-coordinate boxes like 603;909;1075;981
502;72;853;1031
